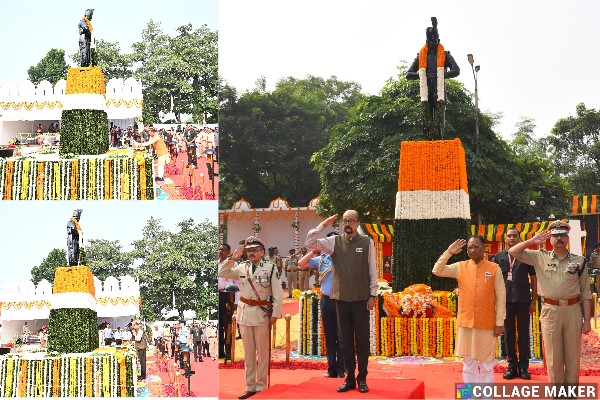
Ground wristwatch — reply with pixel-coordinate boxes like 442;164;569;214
369;295;376;298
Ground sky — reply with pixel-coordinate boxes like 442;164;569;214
0;201;218;286
219;0;600;140
0;0;218;84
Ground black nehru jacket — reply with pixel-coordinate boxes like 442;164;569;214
492;250;536;303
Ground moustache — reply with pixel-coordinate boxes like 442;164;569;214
555;239;564;244
344;226;353;233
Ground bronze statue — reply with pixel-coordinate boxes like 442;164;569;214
78;9;94;67
67;209;83;266
406;17;460;140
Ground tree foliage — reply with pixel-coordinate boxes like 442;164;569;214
313;67;570;223
62;21;218;125
219;76;364;209
86;239;134;282
31;248;67;285
132;21;218;124
131;217;218;320
547;103;600;195
28;48;68;85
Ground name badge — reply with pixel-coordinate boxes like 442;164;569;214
356;248;363;253
484;272;492;277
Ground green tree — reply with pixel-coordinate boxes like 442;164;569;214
172;24;219;123
547;103;600;195
219;76;363;209
132;217;217;320
508;117;570;221
313;67;569;223
70;40;134;81
86;239;134;282
31;248;67;285
132;21;218;124
28;48;68;85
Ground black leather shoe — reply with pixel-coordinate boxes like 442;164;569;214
503;369;519;380
323;373;337;378
337;381;356;392
338;373;345;378
358;381;369;393
238;391;256;399
520;370;531;380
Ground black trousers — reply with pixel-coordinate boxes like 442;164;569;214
218;291;232;358
187;146;197;167
504;302;531;371
336;299;370;382
136;347;147;378
193;341;203;360
321;295;344;375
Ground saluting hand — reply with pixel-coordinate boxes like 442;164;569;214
447;239;466;255
530;231;552;245
231;244;245;261
322;214;338;228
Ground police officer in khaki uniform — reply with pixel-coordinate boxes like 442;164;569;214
284;249;299;297
509;221;592;385
296;247;310;291
589;243;600;294
219;236;283;399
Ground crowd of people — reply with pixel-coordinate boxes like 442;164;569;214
220;213;595;399
98;318;218;381
110;123;217;164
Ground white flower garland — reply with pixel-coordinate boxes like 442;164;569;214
0;160;6;199
131;158;138;200
44;160;51;200
307;296;313;354
317;298;322;356
13;159;21;200
298;295;304;354
369;307;376;355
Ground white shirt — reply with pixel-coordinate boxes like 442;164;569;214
218;258;241;304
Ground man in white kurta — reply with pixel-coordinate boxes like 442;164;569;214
433;236;506;384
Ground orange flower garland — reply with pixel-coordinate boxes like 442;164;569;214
382;292;402;317
397;139;468;194
53;266;95;296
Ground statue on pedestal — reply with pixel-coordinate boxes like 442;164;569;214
78;9;94;67
406;17;460;140
67;209;83;266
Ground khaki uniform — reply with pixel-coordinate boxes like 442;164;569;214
219;259;283;392
590;251;600;294
284;257;298;293
518;249;592;384
206;325;218;359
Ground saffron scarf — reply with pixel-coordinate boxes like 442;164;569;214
417;43;446;102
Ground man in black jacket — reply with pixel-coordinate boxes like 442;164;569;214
491;227;537;380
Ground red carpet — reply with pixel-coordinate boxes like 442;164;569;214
158;151;218;200
145;350;218;397
252;377;424;399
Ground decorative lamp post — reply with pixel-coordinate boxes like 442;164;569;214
467;54;480;154
204;148;217;198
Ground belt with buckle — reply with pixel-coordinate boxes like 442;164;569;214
542;295;580;306
240;296;271;307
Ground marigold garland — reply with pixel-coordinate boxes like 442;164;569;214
397;139;468;194
53;266;95;296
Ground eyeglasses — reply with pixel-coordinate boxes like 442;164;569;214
551;233;568;238
342;219;357;225
467;245;482;250
246;248;263;253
